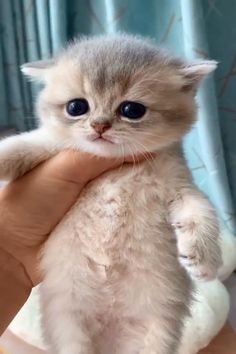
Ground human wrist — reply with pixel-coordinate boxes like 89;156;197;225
0;247;32;334
0;246;33;291
52;151;124;185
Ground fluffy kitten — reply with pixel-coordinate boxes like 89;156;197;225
0;35;221;354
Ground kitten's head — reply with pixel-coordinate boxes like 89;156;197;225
22;34;216;157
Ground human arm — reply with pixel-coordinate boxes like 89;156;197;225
199;324;236;354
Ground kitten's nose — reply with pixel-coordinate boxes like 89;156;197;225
91;121;111;135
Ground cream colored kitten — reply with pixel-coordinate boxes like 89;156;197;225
0;35;221;354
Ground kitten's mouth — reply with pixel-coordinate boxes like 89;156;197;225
88;134;115;144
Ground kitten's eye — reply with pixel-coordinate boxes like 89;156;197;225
118;101;146;120
66;99;89;117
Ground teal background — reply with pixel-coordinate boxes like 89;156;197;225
0;0;236;232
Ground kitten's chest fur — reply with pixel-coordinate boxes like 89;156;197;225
42;154;191;350
53;155;177;273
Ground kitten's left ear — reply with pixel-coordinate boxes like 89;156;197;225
180;60;218;91
21;59;55;82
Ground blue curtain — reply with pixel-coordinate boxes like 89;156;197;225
0;0;235;233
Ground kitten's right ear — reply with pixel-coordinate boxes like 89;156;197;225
21;59;55;81
180;60;217;92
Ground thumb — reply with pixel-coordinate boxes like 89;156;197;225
43;150;124;185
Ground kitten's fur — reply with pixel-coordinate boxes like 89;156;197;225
0;35;221;354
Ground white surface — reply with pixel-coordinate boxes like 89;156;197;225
179;279;230;354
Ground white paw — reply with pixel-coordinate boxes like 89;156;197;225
172;222;221;281
179;254;218;281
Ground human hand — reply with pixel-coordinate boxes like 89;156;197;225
0;150;139;286
198;324;236;354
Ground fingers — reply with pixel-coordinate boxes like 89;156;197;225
41;150;152;184
0;150;125;247
41;150;125;184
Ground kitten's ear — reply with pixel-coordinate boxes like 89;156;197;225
21;59;55;81
180;60;217;91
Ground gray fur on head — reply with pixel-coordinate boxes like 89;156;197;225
22;33;217;90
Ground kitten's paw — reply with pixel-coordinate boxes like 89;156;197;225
173;222;222;281
0;137;30;180
179;254;218;280
0;129;57;180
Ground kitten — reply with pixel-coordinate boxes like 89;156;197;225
0;34;221;354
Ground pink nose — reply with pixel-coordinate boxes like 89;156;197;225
91;122;111;135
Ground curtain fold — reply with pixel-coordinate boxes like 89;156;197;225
180;0;236;231
0;0;235;233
